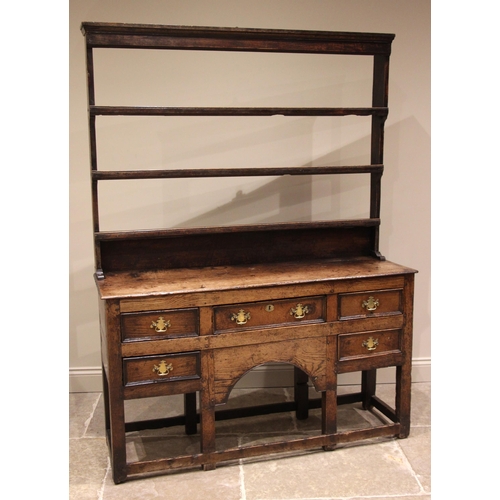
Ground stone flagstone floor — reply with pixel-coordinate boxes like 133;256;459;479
69;383;430;500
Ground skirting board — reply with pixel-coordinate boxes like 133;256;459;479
69;358;431;393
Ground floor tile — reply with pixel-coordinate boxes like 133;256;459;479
224;387;289;409
216;409;296;435
375;382;431;427
409;382;431;426
125;394;186;422
70;383;431;499
100;463;242;500
350;497;431;500
398;426;431;492
241;440;422;499
69;392;101;438
69;437;108;500
84;394;106;438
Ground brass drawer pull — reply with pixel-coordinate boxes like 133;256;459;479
290;303;310;319
362;337;379;351
362;296;379;311
152;360;173;376
150;317;171;333
231;309;251;325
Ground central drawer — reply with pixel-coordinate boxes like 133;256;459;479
214;296;326;333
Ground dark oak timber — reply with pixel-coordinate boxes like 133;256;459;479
80;22;394;55
90;105;388;116
92;164;384;181
82;22;415;484
98;225;378;273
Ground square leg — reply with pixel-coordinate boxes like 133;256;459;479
184;392;197;435
294;367;309;420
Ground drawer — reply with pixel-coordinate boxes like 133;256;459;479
338;329;401;361
123;351;200;387
214;296;325;333
338;289;402;320
121;308;199;342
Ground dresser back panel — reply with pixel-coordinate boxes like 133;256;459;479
99;225;376;273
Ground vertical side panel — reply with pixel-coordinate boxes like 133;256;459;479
396;273;415;437
103;299;127;483
370;54;390;255
85;44;102;273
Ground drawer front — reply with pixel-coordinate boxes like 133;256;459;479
123;352;200;387
338;289;402;320
121;308;199;342
214;296;325;333
338;329;401;361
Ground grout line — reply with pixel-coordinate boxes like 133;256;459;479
254;494;430;500
394;439;427;496
83;392;101;437
239;463;247;500
97;456;110;500
238;437;247;500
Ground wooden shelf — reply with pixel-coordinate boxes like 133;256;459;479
90;106;388;117
83;21;392;271
92;165;384;180
94;219;381;240
94;220;383;274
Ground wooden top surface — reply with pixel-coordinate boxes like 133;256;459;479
96;258;416;300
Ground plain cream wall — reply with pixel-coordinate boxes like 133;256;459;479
69;0;430;391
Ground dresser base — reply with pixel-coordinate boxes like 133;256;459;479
97;259;415;484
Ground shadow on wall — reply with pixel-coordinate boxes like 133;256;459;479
174;121;375;228
77;114;430;252
380;115;431;257
69;115;430;373
96;118;377;231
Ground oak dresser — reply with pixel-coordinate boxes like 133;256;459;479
81;22;417;483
